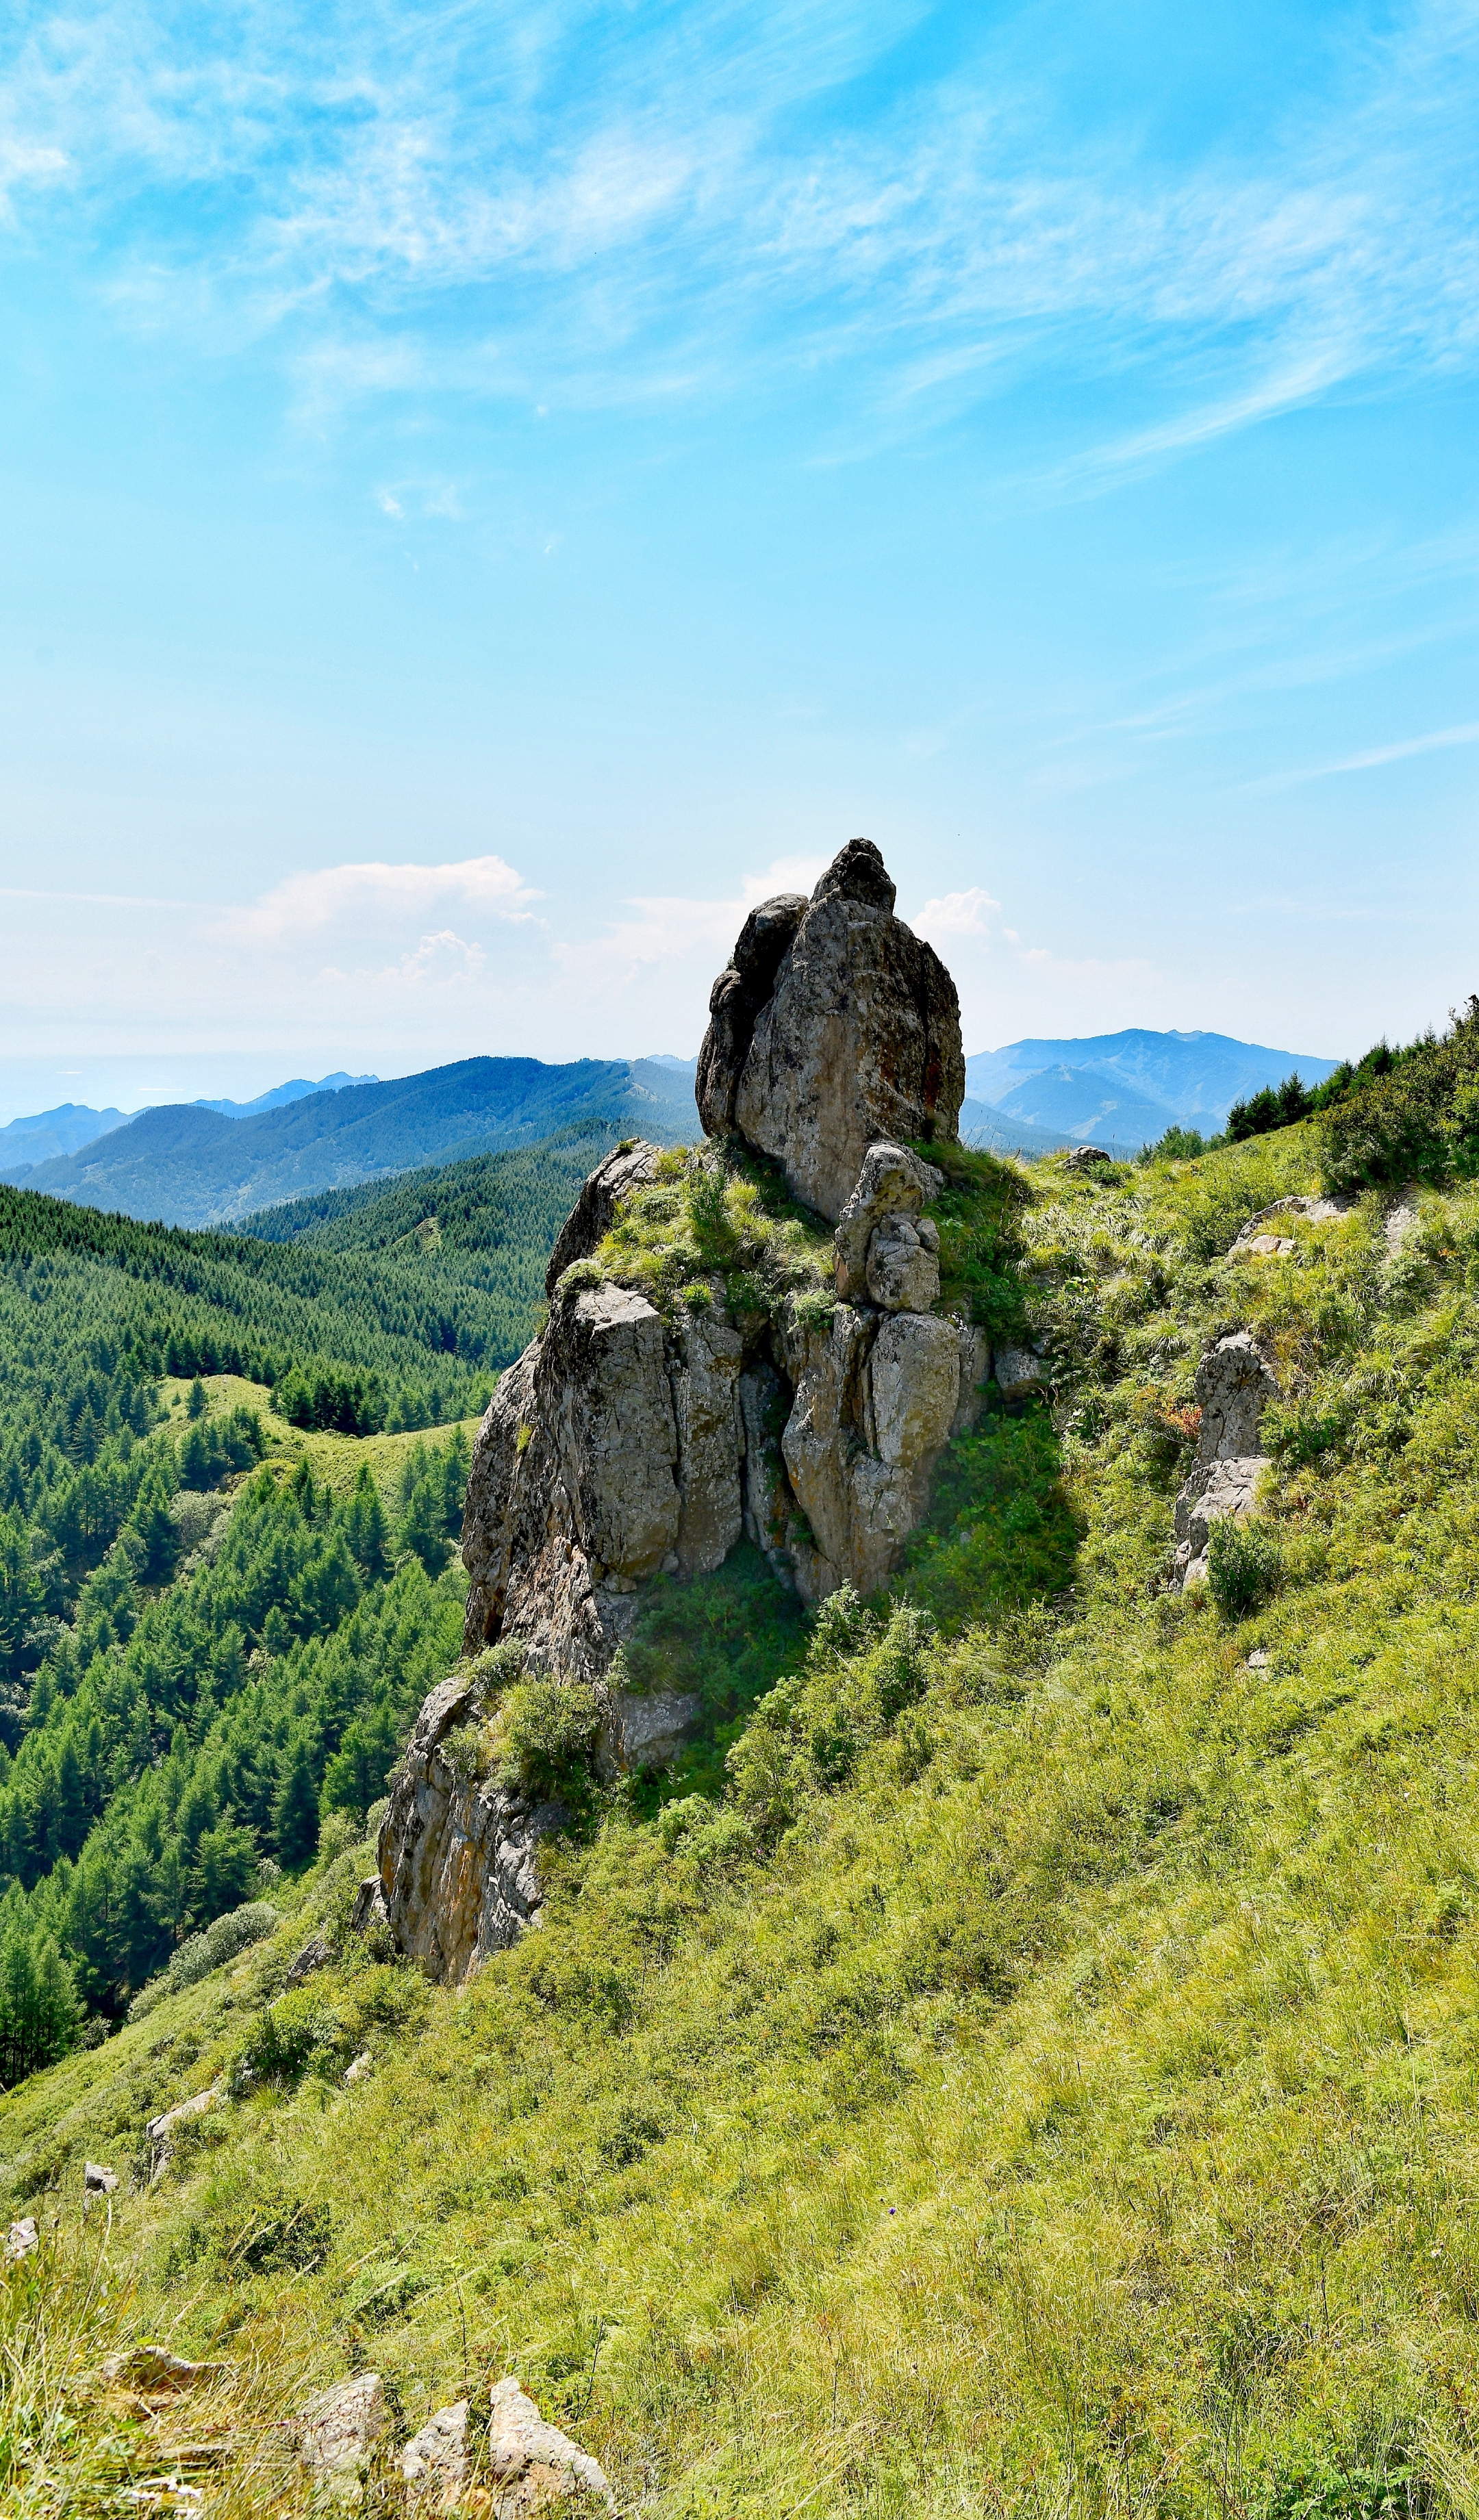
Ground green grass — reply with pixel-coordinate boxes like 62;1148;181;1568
155;1372;487;1507
10;1126;1479;2514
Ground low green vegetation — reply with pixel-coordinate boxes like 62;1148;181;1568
12;1071;1479;2515
583;1141;837;1321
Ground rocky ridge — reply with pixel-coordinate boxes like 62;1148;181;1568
379;838;998;1983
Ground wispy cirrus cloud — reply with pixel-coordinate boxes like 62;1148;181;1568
3;0;1476;477
1243;718;1479;791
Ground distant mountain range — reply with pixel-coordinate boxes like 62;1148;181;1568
0;1029;1339;1227
0;1058;697;1227
0;1072;376;1177
194;1071;376;1118
962;1029;1341;1153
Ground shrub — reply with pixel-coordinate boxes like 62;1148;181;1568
235;1985;344;2085
494;1679;602;1805
1206;1516;1281;1620
127;1901;280;2022
1143;1125;1211;1160
1320;999;1479;1189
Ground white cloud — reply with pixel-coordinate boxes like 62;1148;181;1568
913;884;1000;941
325;928;489;989
552;854;828;992
229;854;542;940
0;136;68;218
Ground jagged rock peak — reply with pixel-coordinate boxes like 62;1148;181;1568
811;834;897;912
696;835;965;1223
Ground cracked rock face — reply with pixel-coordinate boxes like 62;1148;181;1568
1173;1332;1282;1588
700;839;964;1222
379;1676;567;1985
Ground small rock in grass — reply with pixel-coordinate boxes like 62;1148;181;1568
84;2161;118;2202
4;2217;38;2263
101;2344;227;2392
286;1933;331;1987
292;2370;384;2499
488;2376;615;2510
401;2398;469;2504
343;2050;374;2086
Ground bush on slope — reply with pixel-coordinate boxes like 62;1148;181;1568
10;1128;1479;2514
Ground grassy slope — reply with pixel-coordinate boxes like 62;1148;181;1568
10;1130;1479;2515
156;1373;485;1505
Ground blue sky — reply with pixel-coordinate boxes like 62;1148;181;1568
1;0;1476;1119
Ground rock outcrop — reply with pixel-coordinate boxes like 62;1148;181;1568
544;1140;662;1295
384;837;995;1983
700;839;965;1221
1173;1332;1282;1587
401;2398;470;2504
379;1676;567;1985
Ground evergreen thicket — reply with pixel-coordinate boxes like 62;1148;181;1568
0;1162;533;2058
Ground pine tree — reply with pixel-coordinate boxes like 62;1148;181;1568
125;1472;177;1586
190;1818;258;1921
272;1738;320;1868
339;1464;390;1581
186;1378;207;1420
0;1510;43;1684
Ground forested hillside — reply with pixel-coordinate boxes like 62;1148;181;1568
9;1010;1479;2515
0;1136;608;2052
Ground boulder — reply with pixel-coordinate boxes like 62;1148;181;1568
292;2371;384;2499
778;1301;960;1603
604;1688;703;1774
701;841;963;1221
1176;1456;1267;1586
1066;1145;1112;1169
994;1340;1050;1401
146;2085;220;2178
285;1932;331;1987
83;2162;118;2205
737;1360;800;1584
349;1874;390;1937
833;1141;944;1300
668;1299;744;1576
462;1279;682;1683
865;1215;941;1313
1188;1332;1279;1461
952;1325;992;1436
379;1677;566;1986
1232;1193;1356;1251
487;2376;615;2511
1173;1332;1282;1587
544;1141;661;1295
867;1314;961;1469
401;2398;470;2505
